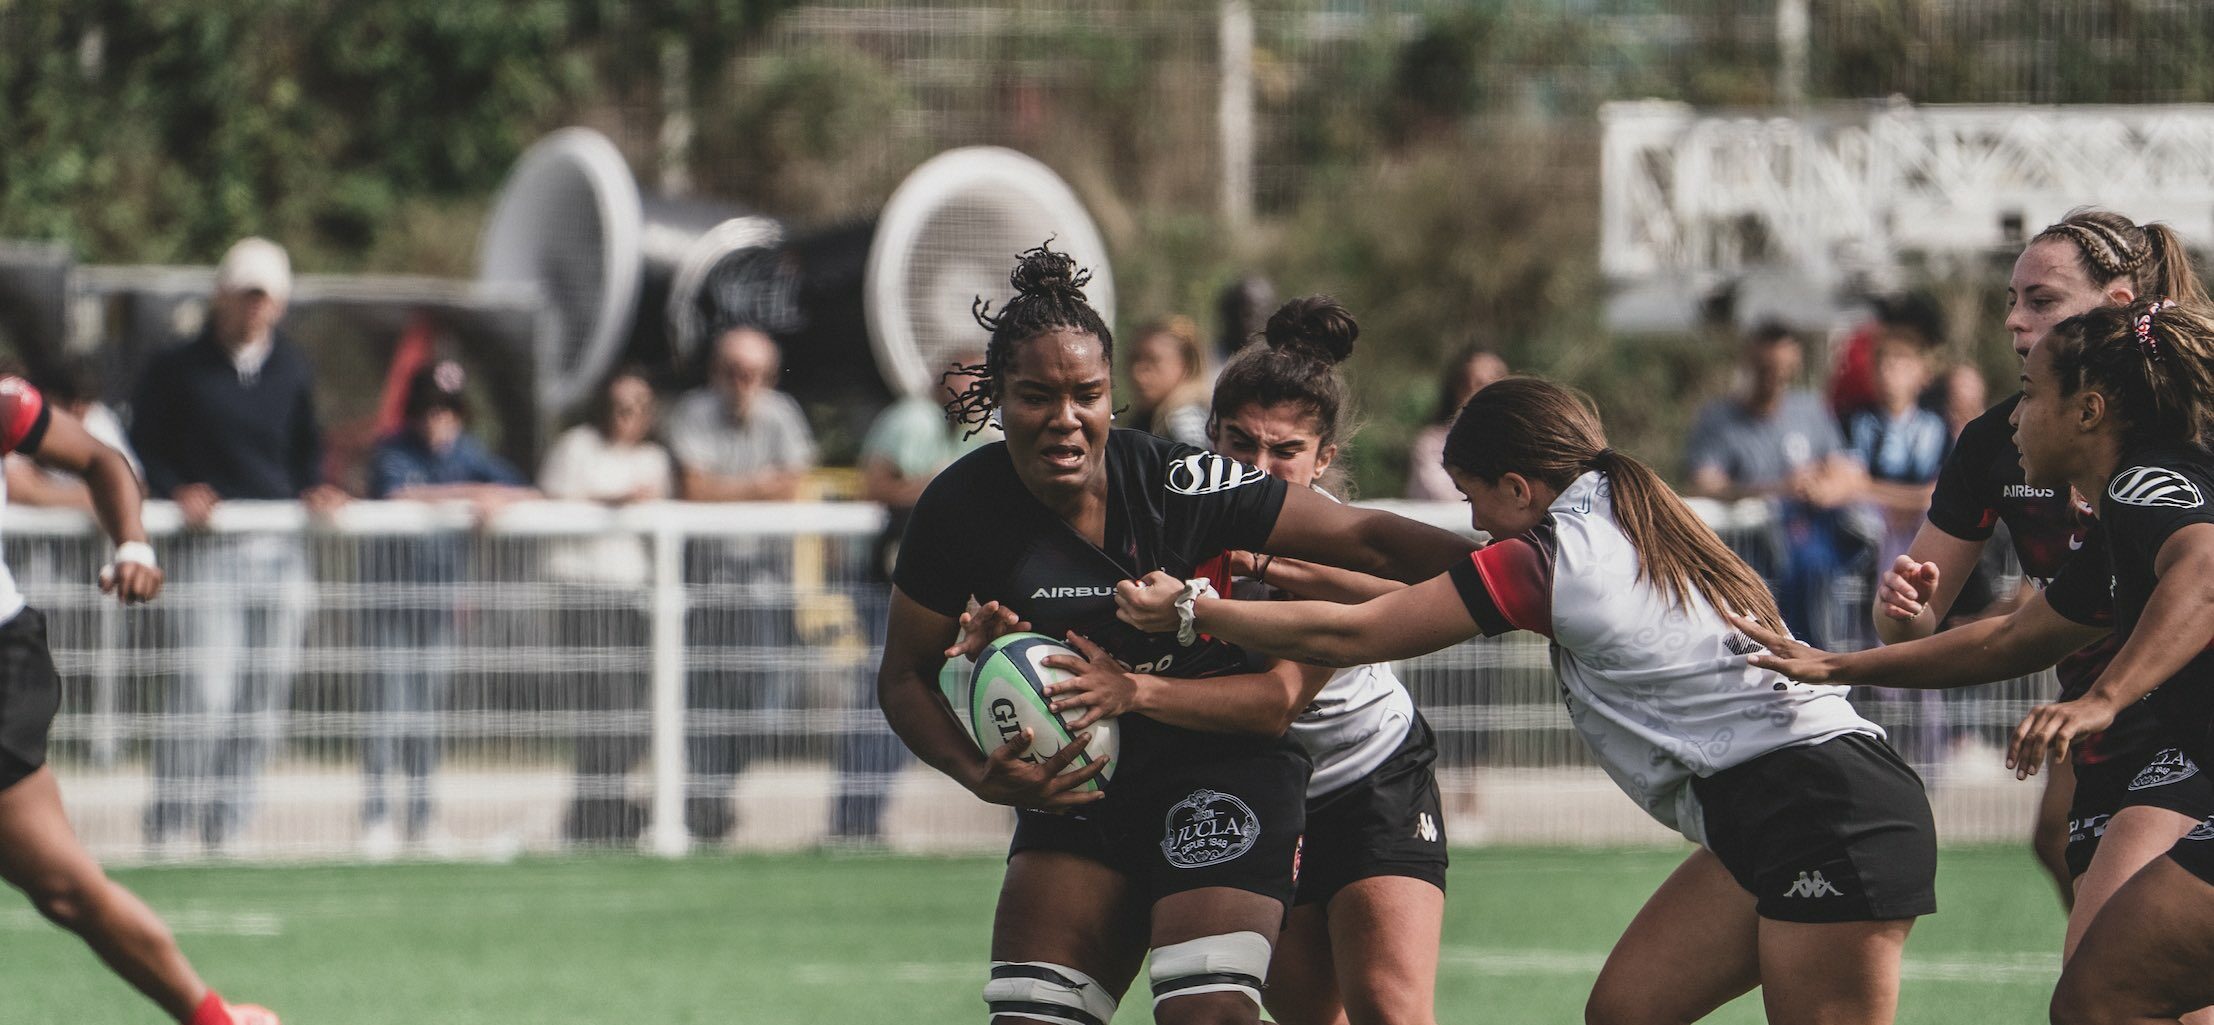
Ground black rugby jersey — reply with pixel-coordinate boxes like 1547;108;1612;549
896;429;1288;683
1929;393;2137;761
2047;444;2214;764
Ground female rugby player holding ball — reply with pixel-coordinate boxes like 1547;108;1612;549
874;246;1472;1025
1748;299;2214;1024
0;377;278;1025
1120;376;1938;1025
1870;211;2214;973
1028;296;1449;1025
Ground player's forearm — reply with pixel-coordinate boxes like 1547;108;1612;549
1832;613;2071;690
1190;598;1373;669
84;446;147;546
877;666;988;789
1870;600;1939;646
1130;672;1301;736
1262;556;1402;604
1340;510;1474;584
2083;554;2214;712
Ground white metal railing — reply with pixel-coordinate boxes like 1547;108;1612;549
15;498;2052;863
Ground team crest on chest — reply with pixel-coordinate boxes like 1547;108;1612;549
1161;789;1260;868
1165;453;1267;496
2109;466;2204;509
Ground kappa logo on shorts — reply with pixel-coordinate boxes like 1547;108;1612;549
1782;871;1845;899
1161;789;1261;868
1415;812;1440;843
2128;749;2200;791
1165;453;1268;496
2186;818;2214;842
2109;466;2205;509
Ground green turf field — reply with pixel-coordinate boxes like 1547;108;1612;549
2;847;2064;1024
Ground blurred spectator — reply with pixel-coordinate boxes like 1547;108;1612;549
1127;316;1212;448
359;359;536;855
539;367;674;844
1937;364;1988;439
1215;274;1277;367
1684;323;1869;643
129;237;345;853
1845;338;1950;566
832;357;995;844
666;326;817;842
1827;293;1945;421
1406;345;1508;500
5;360;140;511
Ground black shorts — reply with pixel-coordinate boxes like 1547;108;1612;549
2167;818;2214;887
0;609;60;792
1294;713;1448;906
2066;746;2214;878
1693;732;1938;924
1010;725;1311;907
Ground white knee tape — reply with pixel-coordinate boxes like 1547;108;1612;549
984;961;1118;1025
1147;930;1272;1010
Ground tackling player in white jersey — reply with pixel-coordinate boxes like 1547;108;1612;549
0;377;278;1025
1119;376;1938;1025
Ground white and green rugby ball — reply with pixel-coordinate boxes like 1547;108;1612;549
959;632;1117;791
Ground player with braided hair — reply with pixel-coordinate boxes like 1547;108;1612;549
1745;298;2214;1023
1864;211;2214;1004
876;244;1474;1025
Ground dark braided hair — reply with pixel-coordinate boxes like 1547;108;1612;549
2033;208;2210;308
2041;298;2214;450
945;242;1116;437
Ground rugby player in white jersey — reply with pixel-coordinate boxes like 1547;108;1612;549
0;376;279;1025
1119;376;1938;1025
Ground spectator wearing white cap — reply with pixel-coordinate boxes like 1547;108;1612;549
127;237;344;853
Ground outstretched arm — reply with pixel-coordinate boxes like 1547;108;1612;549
1118;571;1480;669
2012;523;2214;775
1733;590;2104;690
1870;522;1989;645
1257;487;1474;583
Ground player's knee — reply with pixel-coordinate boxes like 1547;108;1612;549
24;873;94;931
1149;931;1272;1025
984;961;1118;1025
1340;977;1433;1025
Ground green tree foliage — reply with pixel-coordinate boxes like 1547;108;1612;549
0;0;790;268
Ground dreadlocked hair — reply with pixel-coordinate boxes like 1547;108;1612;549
2042;298;2214;449
1208;295;1361;495
1442;376;1785;630
2033;208;2210;308
945;242;1116;437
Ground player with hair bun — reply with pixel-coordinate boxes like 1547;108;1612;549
1118;375;1937;1025
1034;295;1448;1025
0;376;279;1025
875;246;1474;1025
1868;209;2214;986
1749;298;2214;1023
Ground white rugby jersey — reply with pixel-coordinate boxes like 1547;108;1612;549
0;378;54;626
1446;471;1882;845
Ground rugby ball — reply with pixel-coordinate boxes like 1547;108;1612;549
966;633;1118;791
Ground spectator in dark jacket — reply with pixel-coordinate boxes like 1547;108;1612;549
128;237;344;854
358;359;535;856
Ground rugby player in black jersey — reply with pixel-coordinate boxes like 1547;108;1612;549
874;246;1472;1025
1855;211;2214;984
0;377;278;1025
1746;299;2214;1023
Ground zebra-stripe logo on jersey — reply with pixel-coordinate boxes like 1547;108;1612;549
1165;453;1268;496
2109;466;2204;509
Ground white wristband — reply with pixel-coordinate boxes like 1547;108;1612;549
100;541;157;589
1174;577;1219;647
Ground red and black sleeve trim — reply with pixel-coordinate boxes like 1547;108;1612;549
0;378;50;456
1446;518;1558;639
